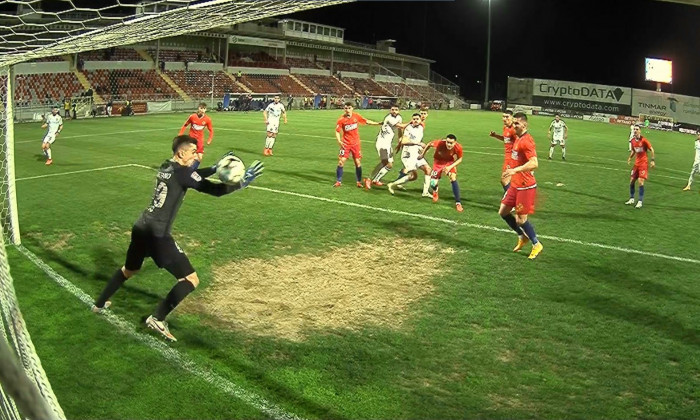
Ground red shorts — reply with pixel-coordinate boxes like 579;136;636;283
339;143;362;159
431;161;457;179
631;164;648;180
501;186;537;215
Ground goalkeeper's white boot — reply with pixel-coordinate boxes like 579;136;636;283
635;201;643;209
91;301;111;314
146;315;177;342
624;198;635;205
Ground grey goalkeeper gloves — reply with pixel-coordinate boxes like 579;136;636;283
241;160;264;188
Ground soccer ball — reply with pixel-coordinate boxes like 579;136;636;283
217;156;246;184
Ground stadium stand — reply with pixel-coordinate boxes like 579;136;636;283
294;74;354;96
165;71;236;98
237;74;282;94
229;52;286;69
344;78;391;96
14;73;83;104
284;57;316;68
78;48;145;61
149;49;204;63
84;69;178;100
276;75;312;95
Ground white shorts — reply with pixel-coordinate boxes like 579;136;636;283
42;133;57;144
375;141;394;163
551;137;565;145
266;122;279;134
401;156;428;172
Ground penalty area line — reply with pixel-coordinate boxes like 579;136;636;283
15;247;302;420
248;185;700;265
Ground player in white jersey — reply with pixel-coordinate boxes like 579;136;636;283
628;122;636;152
262;95;287;156
364;105;403;189
41;107;63;165
547;114;568;160
387;113;432;197
682;132;700;191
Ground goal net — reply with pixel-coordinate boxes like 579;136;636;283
0;1;352;418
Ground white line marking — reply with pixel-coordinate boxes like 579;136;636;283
16;245;303;420
248;185;700;265
15;128;173;144
16;164;140;181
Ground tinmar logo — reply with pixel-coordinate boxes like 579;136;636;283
669;97;679;112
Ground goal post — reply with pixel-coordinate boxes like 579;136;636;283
2;66;21;246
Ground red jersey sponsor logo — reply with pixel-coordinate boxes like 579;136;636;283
631;137;652;166
336;113;367;146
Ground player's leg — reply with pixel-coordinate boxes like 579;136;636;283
420;162;432;197
684;163;699;190
372;147;393;185
498;188;526;249
353;153;363;187
626;171;638;204
636;174;647;208
448;171;463;212
514;189;542;259
335;153;347;187
430;164;443;202
93;227;146;311
42;136;55;164
560;141;566;160
548;141;556;159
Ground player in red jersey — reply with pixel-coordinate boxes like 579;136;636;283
334;102;380;187
420;134;464;212
499;112;543;260
179;102;213;169
625;125;656;208
419;109;428;127
489;109;517;192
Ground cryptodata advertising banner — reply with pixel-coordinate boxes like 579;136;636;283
532;79;632;115
632;89;700;126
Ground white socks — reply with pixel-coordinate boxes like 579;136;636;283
423;175;431;194
549;146;554;158
264;136;276;149
374;166;390;182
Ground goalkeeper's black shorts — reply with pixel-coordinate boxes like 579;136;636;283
125;224;195;279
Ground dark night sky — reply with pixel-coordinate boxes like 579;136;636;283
289;0;700;100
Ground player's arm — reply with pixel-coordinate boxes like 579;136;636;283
547;122;553;139
206;118;214;144
418;141;433;159
335;126;343;147
508;156;538;176
564;123;568;139
263;109;268;124
445;156;463;173
648;144;656;168
178;116;191;135
489;131;505;141
627;149;635;165
56;123;63;135
282;106;288;124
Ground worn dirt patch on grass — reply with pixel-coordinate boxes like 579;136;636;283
183;238;451;341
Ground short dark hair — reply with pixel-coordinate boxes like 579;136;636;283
412;113;421;118
172;135;197;154
555;113;561;117
446;134;457;141
504;110;513;116
513;112;528;122
344;101;353;107
198;102;207;108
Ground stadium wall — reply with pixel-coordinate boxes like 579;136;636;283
14;62;70;75
508;77;700;131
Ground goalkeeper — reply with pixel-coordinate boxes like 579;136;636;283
91;135;264;342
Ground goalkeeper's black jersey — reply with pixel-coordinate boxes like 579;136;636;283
135;160;233;237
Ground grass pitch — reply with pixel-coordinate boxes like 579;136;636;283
7;109;700;419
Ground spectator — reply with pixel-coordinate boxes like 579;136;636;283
63;98;71;118
77;57;84;71
106;97;113;117
287;94;293;110
71;102;77;120
159;60;165;72
184;59;189;71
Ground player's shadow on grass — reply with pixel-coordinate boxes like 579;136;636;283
265;167;329;184
177;332;351;420
556;293;700;349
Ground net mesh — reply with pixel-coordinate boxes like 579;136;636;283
1;65;63;420
1;1;356;418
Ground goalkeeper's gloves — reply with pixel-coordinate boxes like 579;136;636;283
214;151;236;170
240;160;264;188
